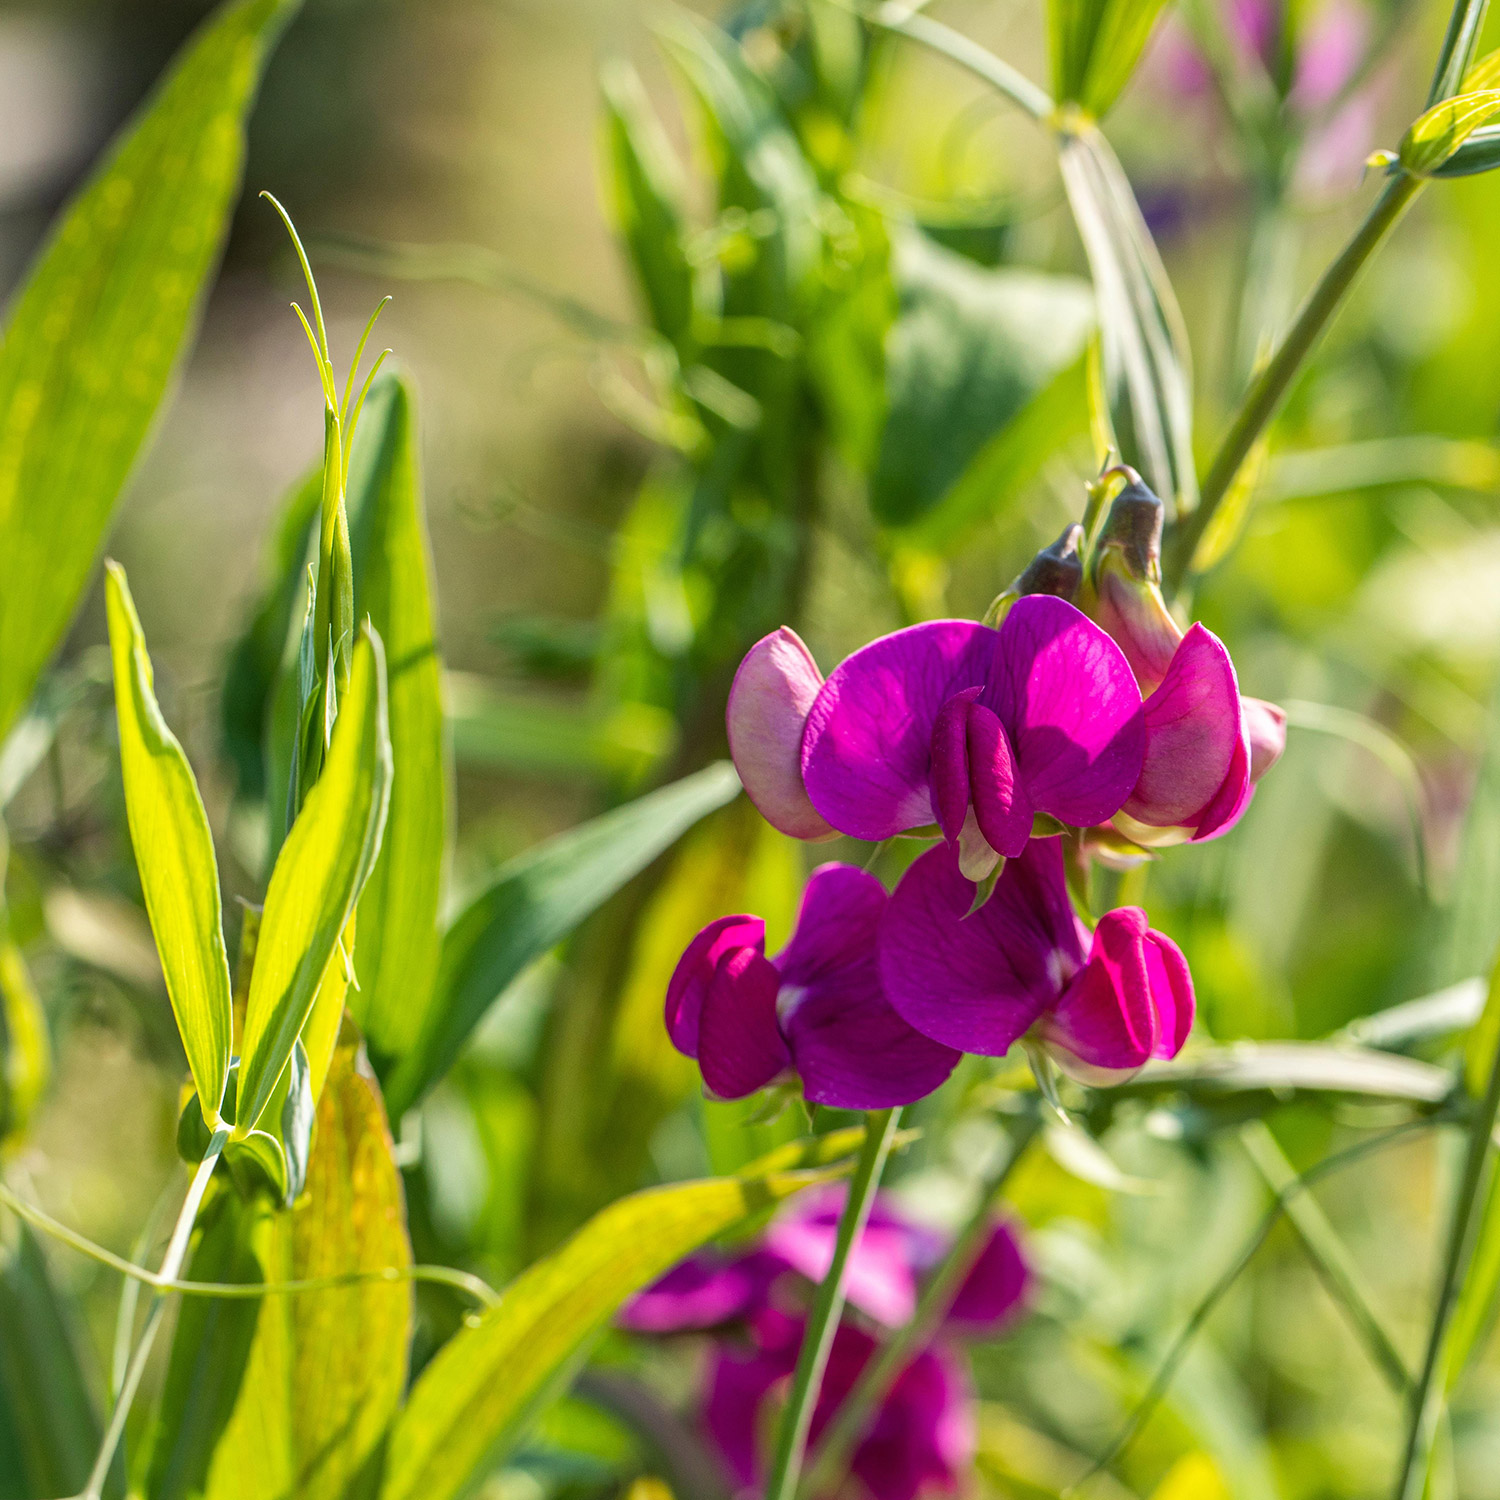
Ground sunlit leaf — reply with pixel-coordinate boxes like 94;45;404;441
205;1034;412;1500
0;941;49;1146
0;0;300;745
0;1225;108;1500
105;562;233;1125
1049;0;1171;115
346;373;448;1066
238;628;391;1133
1401;88;1500;176
378;1162;838;1500
386;761;742;1116
871;232;1093;529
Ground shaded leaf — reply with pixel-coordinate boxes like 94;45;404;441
105;562;233;1124
386;761;742;1116
346;373;449;1065
1049;0;1170;115
379;1163;837;1500
871;231;1092;528
0;0;300;744
238;628;391;1132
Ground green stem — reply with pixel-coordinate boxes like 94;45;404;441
82;1128;229;1500
1392;1020;1500;1498
763;1108;901;1500
1166;172;1422;589
799;1112;1041;1499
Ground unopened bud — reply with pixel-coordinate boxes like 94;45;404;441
1090;479;1182;694
982;525;1084;626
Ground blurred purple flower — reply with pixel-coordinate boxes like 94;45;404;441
622;1190;1030;1500
798;597;1144;880
880;838;1193;1077
665;864;959;1108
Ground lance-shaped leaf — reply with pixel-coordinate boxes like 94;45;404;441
346;373;449;1065
201;1034;412;1500
1049;0;1170;116
385;761;742;1116
238;628;391;1133
378;1162;837;1500
0;0;300;746
1401;88;1500;175
0;940;50;1145
105;562;233;1125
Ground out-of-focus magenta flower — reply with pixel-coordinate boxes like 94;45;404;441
707;1311;974;1500
799;597;1144;880
665;864;959;1108
622;1190;1029;1500
728;629;836;841
880;839;1193;1078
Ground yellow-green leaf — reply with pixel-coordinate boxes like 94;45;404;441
203;1034;412;1500
0;0;300;745
346;373;449;1065
105;562;233;1125
379;1163;834;1500
1400;88;1500;176
1049;0;1170;115
238;629;391;1133
0;939;50;1146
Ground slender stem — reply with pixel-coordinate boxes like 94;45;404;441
800;1112;1042;1498
1392;1017;1500;1498
1166;172;1422;589
81;1128;228;1500
1240;1121;1411;1395
1427;0;1491;105
763;1108;902;1500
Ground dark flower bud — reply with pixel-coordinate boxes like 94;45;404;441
982;524;1084;625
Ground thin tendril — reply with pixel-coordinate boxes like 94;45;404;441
344;348;392;465
261;190;330;366
341;295;392;424
290;302;339;410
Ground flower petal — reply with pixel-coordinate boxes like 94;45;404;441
1045;907;1159;1071
620;1248;787;1333
966;700;1031;858
802;621;1001;840
698;947;792;1099
1123;624;1243;830
880;840;1083;1055
1244;696;1287;781
988;595;1145;827
775;863;887;986
1191;723;1252;840
705;1319;799;1486
946;1217;1031;1335
727;628;836;840
929;689;980;843
665;914;765;1057
1144;930;1195;1057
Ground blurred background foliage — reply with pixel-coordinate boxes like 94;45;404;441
10;0;1500;1494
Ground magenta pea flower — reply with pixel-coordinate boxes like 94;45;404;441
796;596;1144;879
708;1310;974;1500
665;864;959;1108
880;839;1193;1078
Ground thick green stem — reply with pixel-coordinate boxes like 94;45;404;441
81;1128;228;1500
763;1108;901;1500
799;1112;1041;1499
1167;172;1422;589
1392;1028;1500;1498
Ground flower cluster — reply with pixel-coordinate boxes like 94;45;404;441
622;1187;1030;1500
668;475;1285;1108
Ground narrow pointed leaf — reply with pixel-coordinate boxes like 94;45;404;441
386;761;742;1115
1049;0;1171;115
0;941;50;1145
346;373;449;1065
0;0;300;745
1401;88;1500;176
238;629;392;1132
105;562;233;1124
379;1163;838;1500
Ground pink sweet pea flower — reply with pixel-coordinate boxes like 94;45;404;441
665;864;959;1108
880;839;1193;1078
798;596;1144;880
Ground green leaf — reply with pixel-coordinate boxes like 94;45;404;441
0;941;49;1146
238;628;392;1133
105;562;233;1125
0;0;300;746
1049;0;1170;115
0;1224;110;1499
204;1035;412;1500
1401;88;1500;176
144;1190;264;1500
1441;662;1500;987
385;761;742;1117
601;60;694;348
378;1163;835;1500
870;231;1093;528
346;373;449;1065
1432;123;1500;176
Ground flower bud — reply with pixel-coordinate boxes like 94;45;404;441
982;525;1084;625
1090;479;1182;694
726;628;836;841
1244;697;1287;781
